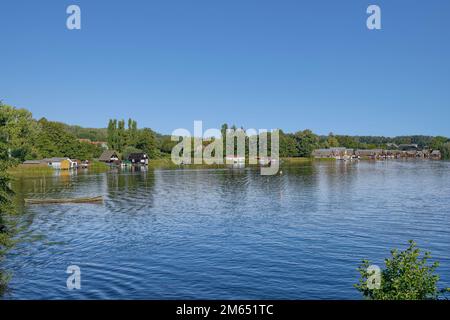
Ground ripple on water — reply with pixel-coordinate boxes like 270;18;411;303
3;161;450;299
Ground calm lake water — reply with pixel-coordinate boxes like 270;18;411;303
2;160;450;299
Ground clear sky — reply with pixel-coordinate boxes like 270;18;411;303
1;0;449;136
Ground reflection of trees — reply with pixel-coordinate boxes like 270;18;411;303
105;168;155;213
276;163;319;213
316;161;359;205
217;168;249;206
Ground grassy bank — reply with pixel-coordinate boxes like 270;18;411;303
87;161;110;173
8;160;110;178
7;164;54;177
282;157;312;163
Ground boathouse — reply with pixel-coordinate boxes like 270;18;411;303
41;158;76;170
128;153;149;165
99;150;120;163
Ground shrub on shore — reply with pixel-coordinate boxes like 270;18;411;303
355;240;450;300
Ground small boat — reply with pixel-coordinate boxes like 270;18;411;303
24;196;103;205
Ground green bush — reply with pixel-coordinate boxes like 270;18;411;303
355;240;450;300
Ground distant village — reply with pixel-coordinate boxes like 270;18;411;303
312;144;442;160
20;140;443;171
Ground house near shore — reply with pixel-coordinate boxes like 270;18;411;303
42;158;77;170
431;150;442;159
99;150;120;163
355;149;384;159
312;147;440;160
128;153;149;165
22;158;77;170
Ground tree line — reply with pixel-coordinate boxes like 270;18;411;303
0;105;104;162
1;104;450;163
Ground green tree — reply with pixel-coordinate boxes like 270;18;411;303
127;118;138;146
0;105;40;161
279;131;297;157
355;241;450;300
326;133;340;148
107;119;118;151
34;119;96;159
158;135;177;155
117;120;126;153
294;129;320;157
136;128;158;159
430;136;449;151
336;135;361;149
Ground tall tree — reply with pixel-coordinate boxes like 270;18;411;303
117;120;126;153
107;119;117;150
127;118;138;146
136;128;158;159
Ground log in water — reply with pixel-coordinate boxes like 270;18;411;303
24;196;103;204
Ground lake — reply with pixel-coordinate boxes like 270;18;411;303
2;160;450;299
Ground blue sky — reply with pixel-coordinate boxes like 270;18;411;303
1;0;449;136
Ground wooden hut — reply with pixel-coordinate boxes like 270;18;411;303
41;158;76;170
99;150;120;163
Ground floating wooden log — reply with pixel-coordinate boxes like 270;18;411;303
24;196;103;205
